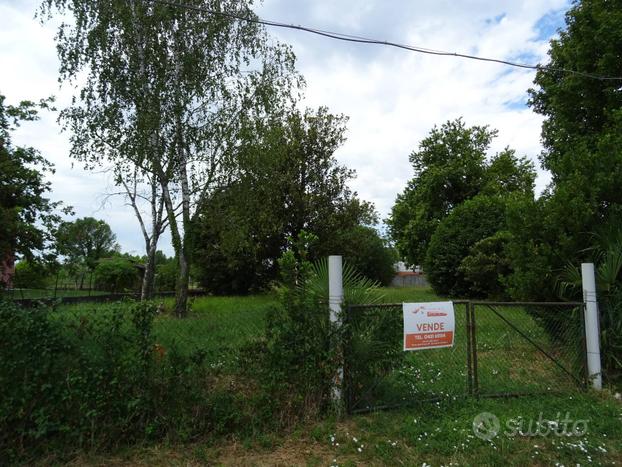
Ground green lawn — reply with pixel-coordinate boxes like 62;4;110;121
52;286;620;466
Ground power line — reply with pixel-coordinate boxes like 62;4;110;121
154;0;622;81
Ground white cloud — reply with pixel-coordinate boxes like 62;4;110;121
0;0;569;254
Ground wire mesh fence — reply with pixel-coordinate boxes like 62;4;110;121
345;302;470;413
344;300;587;414
471;301;587;397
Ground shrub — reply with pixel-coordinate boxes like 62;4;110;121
258;248;338;422
155;259;177;291
459;231;512;299
0;300;244;462
255;232;389;423
558;234;622;383
93;257;139;292
424;195;506;297
330;225;397;286
12;260;49;289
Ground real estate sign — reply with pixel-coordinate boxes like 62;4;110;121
403;301;455;351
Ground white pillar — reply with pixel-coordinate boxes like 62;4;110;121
581;263;602;390
328;255;344;402
329;255;343;323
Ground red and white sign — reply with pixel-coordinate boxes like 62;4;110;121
403;301;455;351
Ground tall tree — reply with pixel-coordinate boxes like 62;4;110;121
504;0;622;301
530;0;622;191
42;0;301;315
0;94;68;286
387;118;534;267
55;217;118;288
527;0;622;236
192;107;377;293
113;168;168;300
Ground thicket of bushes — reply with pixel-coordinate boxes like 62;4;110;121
0;300;259;462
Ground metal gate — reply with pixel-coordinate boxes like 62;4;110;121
344;300;587;414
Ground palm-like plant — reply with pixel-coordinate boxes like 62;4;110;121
305;257;385;307
557;234;622;381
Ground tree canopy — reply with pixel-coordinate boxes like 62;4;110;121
387;118;535;268
191;107;379;293
42;0;302;315
0;94;68;285
55;217;119;272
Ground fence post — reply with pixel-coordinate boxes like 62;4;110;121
581;263;602;390
328;255;344;407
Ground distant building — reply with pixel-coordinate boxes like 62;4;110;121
391;261;428;287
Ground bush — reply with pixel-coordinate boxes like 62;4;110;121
329;226;397;286
12;260;49;289
424;195;506;297
155;259;177;291
0;300;248;462
93;257;140;292
257;249;337;422
459;231;512;299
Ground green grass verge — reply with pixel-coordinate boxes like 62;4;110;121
47;287;620;466
64;391;622;466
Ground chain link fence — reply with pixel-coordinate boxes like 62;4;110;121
345;302;470;413
471;301;586;397
344;300;587;414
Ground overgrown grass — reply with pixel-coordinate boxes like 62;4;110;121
65;392;622;466
7;286;620;465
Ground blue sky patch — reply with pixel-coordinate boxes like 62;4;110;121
534;9;567;41
486;13;507;25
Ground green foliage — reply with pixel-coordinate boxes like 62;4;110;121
424;195;507;297
0;94;68;282
56;217;119;272
42;0;303;315
0;299;252;462
530;0;622;185
93;257;140;293
260;249;337;421
257;233;383;422
459;231;513;299
12;260;50;289
506;0;622;386
557;233;622;381
388;118;534;267
192;107;377;294
324;226;397;286
155;258;178;292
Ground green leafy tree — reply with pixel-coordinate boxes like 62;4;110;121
388;118;535;267
93;256;140;293
42;0;302;315
0;94;68;287
192;107;376;293
506;0;622;302
12;260;49;290
424;195;508;297
326;226;397;286
458;230;513;299
55;217;118;288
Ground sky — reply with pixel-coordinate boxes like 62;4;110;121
0;0;570;256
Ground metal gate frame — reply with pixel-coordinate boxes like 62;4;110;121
344;300;588;414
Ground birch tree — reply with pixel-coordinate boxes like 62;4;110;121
41;0;302;314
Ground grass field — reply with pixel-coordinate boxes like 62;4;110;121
50;287;621;466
